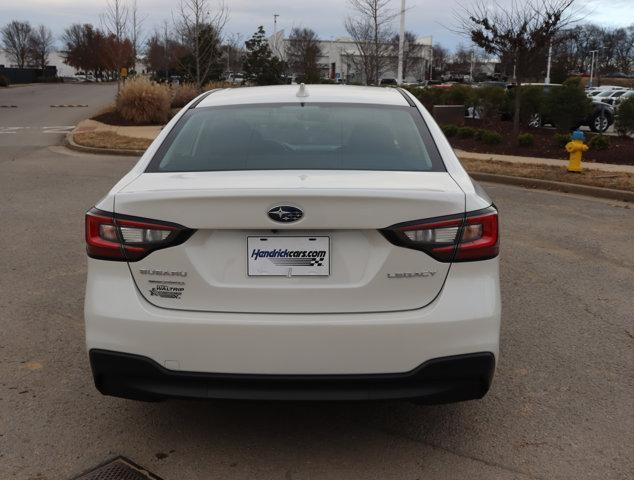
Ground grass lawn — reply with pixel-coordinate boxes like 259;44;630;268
462;158;633;191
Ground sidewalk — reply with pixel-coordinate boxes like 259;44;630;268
454;148;634;174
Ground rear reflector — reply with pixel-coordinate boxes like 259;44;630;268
85;208;194;261
381;206;499;262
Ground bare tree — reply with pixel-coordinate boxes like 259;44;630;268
286;27;323;83
431;44;449;79
101;0;129;42
1;20;33;68
28;25;54;71
614;26;634;74
344;0;396;85
455;0;578;137
101;0;129;89
129;0;147;63
390;31;423;81
223;32;244;76
173;0;229;88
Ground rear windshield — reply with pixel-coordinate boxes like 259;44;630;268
146;103;444;172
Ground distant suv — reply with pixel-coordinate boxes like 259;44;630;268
517;84;615;132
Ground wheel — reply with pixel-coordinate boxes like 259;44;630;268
590;113;610;133
528;113;542;128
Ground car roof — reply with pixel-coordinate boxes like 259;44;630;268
195;84;409;108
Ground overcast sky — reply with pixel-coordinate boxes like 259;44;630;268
1;0;633;50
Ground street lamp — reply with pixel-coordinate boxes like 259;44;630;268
397;0;406;85
588;50;598;88
429;37;433;81
273;13;280;58
545;40;552;84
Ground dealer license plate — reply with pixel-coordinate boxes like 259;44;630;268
247;236;330;276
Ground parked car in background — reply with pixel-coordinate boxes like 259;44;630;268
74;72;97;82
528;100;614;132
598;89;632;106
594;88;628;102
612;90;634;107
379;78;397;86
227;73;244;85
514;83;615;133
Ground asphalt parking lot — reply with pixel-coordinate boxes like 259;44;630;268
1;84;632;480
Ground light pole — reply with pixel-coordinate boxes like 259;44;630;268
397;0;406;85
545;40;552;84
589;49;598;88
429;37;433;81
273;13;279;58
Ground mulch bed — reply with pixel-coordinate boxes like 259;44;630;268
449;119;634;166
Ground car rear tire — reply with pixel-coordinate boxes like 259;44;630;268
590;112;610;133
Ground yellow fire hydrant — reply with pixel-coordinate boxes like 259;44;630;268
565;130;588;173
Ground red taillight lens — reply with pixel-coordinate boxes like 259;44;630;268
85;211;125;260
455;210;499;261
85;208;194;262
381;206;499;262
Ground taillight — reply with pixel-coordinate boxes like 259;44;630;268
381;206;499;262
85;208;194;261
454;209;499;261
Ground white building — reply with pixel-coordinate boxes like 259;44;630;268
270;32;433;84
0;51;75;77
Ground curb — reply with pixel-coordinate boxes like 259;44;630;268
470;172;633;202
65;132;145;157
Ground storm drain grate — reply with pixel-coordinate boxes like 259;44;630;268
73;457;162;480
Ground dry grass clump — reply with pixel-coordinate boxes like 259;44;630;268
171;83;200;108
74;131;152;151
116;77;171;125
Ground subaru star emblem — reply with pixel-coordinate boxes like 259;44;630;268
267;205;303;223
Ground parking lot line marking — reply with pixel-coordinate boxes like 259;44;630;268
0;126;75;134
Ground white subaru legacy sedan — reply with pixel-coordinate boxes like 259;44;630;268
85;85;500;403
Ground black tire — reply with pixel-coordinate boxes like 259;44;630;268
590;112;611;133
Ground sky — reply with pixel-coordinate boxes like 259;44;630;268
1;0;633;51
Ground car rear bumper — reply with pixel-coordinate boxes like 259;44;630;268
89;349;495;402
85;258;500;389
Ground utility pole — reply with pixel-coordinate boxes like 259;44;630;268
397;0;406;85
469;50;475;82
429;37;433;81
273;13;279;58
545;41;552;84
589;49;598;88
163;20;169;83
